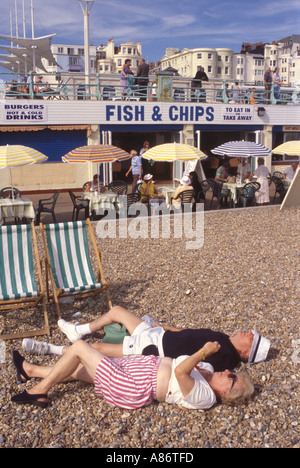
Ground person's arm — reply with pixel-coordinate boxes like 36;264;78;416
154;187;164;197
216;173;229;182
174;342;221;398
125;166;132;177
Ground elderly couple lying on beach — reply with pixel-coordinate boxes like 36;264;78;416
12;306;270;411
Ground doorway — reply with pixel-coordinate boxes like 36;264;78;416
108;130;181;181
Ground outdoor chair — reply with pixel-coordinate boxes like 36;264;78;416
35;190;60;225
68;190;90;221
0;187;21;199
199;179;212;208
272;171;283;179
82;181;90;192
0;223;49;340
40;219;112;318
237;182;261;207
123;192;141;217
108;180;128;195
209;180;229;210
271;176;287;203
171;190;195;210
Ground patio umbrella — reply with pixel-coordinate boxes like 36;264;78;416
211;140;271;158
142;142;207;187
0;145;48;197
62;145;130;163
272;140;300;156
142;142;207;163
62;144;131;187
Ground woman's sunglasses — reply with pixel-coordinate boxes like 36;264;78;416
228;372;238;391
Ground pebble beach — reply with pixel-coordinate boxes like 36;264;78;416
0;205;299;449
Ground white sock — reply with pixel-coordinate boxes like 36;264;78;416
48;344;64;356
75;323;92;337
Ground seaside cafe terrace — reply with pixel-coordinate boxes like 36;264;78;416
0;69;299;194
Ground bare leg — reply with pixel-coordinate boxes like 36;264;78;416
23;357;93;384
88;305;143;336
26;341;104;400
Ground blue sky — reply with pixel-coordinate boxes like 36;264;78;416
0;0;299;67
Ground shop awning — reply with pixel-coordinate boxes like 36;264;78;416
0;125;90;132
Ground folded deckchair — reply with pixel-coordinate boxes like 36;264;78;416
41;219;112;318
0;223;49;340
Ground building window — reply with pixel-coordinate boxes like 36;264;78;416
197;53;202;59
208;53;212;59
208;65;212;73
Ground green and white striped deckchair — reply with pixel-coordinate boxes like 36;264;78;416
41;219;112;318
0;223;49;340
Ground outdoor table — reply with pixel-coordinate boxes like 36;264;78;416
222;182;245;205
157;185;175;206
82;191;119;217
283;179;292;188
0;197;35;225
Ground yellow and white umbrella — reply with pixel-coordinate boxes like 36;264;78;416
142;142;207;162
0;145;48;197
272;140;300;156
0;145;48;168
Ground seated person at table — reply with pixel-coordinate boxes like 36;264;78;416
215;161;231;183
172;175;194;209
189;171;205;203
249;157;271;205
24;306;271;373
140;174;165;208
283;162;298;181
12;340;255;410
237;159;251;182
84;174;104;193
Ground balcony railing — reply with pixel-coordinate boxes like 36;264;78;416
1;71;300;105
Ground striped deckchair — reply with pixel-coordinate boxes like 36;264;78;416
41;219;112;318
0;223;49;340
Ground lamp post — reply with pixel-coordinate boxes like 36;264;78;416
79;1;94;89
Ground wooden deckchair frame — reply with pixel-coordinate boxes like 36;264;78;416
0;223;49;340
41;218;112;319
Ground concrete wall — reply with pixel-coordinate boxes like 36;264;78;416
0;161;96;193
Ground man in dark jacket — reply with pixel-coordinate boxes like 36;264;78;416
136;58;150;101
191;66;209;102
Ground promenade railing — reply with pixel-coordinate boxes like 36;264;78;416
1;72;299;105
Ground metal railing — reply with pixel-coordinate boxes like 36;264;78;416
1;72;300;105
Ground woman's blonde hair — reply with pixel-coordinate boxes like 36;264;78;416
220;371;255;407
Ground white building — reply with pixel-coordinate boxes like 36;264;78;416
232;53;265;84
160;37;300;85
97;39;142;75
45;43;97;75
160;47;234;80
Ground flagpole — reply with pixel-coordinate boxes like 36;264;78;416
79;1;94;89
